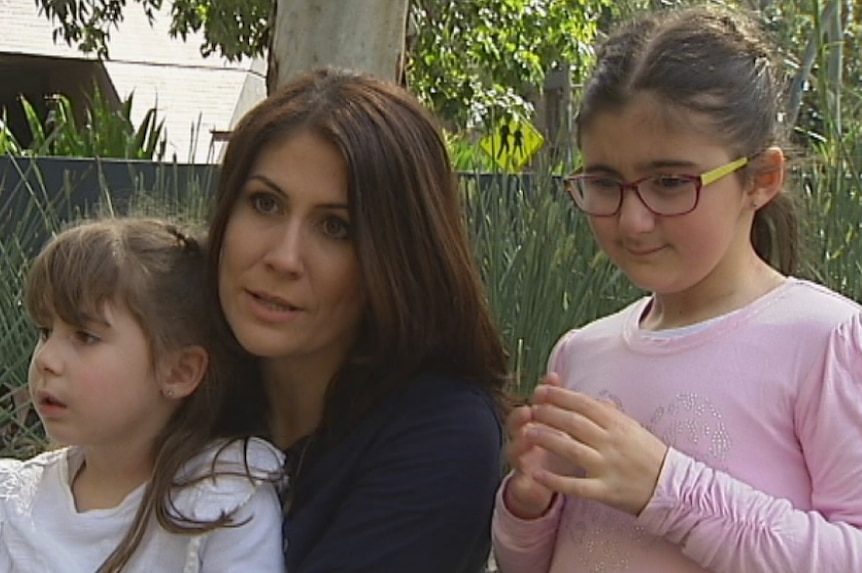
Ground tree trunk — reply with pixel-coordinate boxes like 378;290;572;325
267;0;410;93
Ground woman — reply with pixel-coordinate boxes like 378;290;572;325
207;68;509;573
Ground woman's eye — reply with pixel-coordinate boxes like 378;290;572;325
35;327;51;341
249;192;281;215
321;216;351;240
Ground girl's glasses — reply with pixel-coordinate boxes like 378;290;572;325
563;156;749;217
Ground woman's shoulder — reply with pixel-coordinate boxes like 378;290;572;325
365;372;503;453
396;372;501;421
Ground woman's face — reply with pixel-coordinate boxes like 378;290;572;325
218;130;366;370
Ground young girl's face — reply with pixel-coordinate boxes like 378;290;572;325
28;302;174;450
579;93;758;301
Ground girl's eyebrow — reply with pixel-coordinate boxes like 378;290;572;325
78;311;111;329
584;159;701;177
635;159;700;171
582;163;622;177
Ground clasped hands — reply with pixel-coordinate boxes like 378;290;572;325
504;373;669;520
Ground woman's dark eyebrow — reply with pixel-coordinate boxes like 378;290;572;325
246;174;288;199
246;174;349;211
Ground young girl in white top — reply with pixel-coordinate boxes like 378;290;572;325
0;218;284;572
493;6;862;573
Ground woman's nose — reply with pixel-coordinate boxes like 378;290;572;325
263;222;305;276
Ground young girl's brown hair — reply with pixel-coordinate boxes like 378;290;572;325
25;217;251;572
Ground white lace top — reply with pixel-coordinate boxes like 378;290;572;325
0;438;285;572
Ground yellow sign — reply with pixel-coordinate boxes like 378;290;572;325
479;119;544;172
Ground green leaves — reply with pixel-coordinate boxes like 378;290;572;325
37;0;270;62
6;84;166;160
0;112;23;155
408;0;610;127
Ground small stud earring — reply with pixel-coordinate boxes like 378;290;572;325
162;388;174;398
751;200;759;209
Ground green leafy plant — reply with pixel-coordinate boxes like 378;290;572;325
0;111;23;155
10;85;166;160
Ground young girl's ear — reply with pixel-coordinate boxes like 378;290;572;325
159;345;208;400
749;146;784;208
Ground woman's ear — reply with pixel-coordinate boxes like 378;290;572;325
159;345;208;400
749;146;785;209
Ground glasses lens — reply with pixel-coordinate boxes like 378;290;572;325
639;176;698;215
569;176;620;216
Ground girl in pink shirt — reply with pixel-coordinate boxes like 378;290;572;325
493;6;862;573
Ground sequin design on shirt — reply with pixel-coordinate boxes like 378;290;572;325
560;392;732;572
645;392;731;470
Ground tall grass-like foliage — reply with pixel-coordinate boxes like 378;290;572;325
464;172;641;392
793;0;862;303
0;157;73;457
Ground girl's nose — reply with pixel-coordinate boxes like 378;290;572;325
617;188;657;234
30;337;61;377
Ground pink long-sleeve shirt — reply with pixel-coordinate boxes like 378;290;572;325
493;278;862;572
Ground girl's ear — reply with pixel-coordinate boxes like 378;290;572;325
749;146;784;208
159;345;208;400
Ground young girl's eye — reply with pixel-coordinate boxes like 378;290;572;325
36;327;51;342
320;216;351;240
73;330;100;345
249;192;282;216
652;176;691;190
584;176;622;196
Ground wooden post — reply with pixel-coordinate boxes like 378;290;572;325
267;0;410;92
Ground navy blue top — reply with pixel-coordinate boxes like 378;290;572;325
282;373;503;573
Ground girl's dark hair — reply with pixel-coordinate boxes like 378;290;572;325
25;217;242;572
208;68;510;434
576;6;799;274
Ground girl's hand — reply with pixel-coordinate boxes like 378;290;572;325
503;374;571;520
527;384;668;516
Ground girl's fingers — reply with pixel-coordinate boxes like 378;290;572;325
505;405;532;434
531;402;606;447
505;432;533;463
534;385;618;428
532;469;602;501
526;423;602;470
542;371;563;387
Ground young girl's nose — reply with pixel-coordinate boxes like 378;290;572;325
31;339;61;377
617;188;657;233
